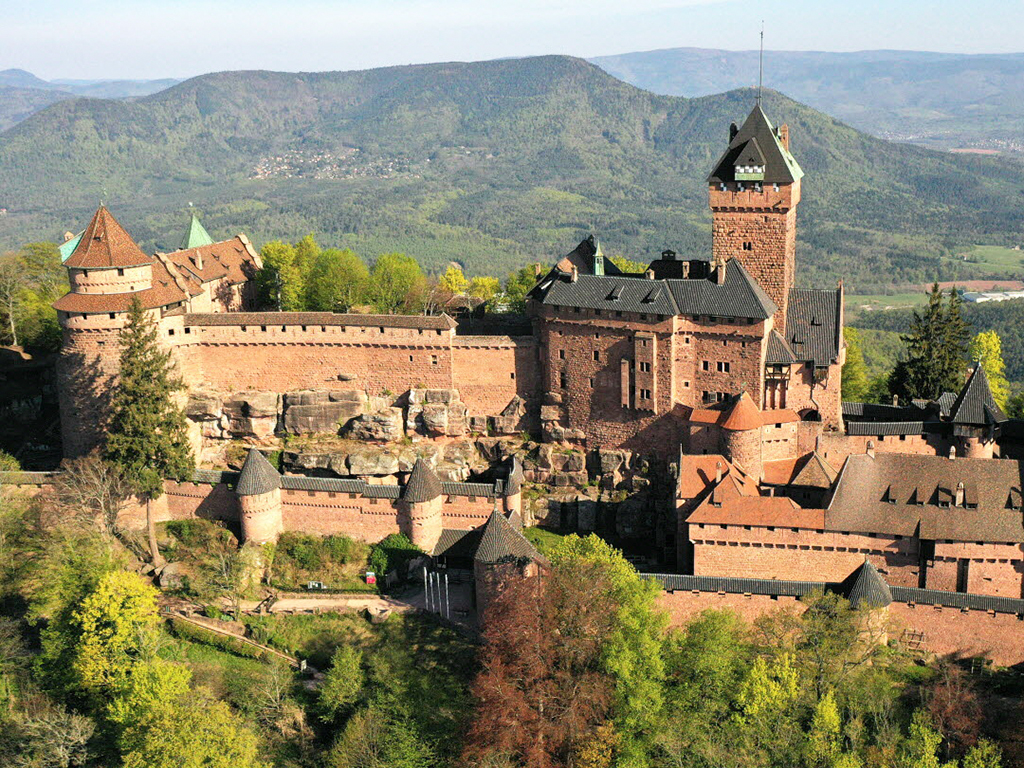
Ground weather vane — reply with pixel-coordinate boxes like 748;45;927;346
757;21;765;105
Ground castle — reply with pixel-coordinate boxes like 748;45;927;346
33;101;1024;657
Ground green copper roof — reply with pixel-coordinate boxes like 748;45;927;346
180;214;214;250
59;231;83;263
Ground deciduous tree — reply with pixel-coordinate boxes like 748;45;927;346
368;253;426;314
968;330;1010;410
306;248;369;311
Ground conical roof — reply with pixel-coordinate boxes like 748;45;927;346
708;103;804;185
474;507;542;565
949;364;1007;426
505;456;524;496
403;459;442;503
64;206;153;269
721;392;762;431
236;449;281;496
180;214;214;250
846;560;892;610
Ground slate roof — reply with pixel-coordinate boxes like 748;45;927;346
403;459;442;503
474;508;543;564
765;329;797;364
846;422;930;436
786;288;842;366
825;453;1024;543
180;214;214;250
236;449;281;496
534;259;777;321
64;206;153;269
279;476;367;494
506;456;524;496
441;482;496;498
184;312;457;330
708;104;804;185
949;364;1007;426
844;560;893;609
431;528;482;558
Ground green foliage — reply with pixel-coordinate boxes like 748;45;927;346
108;658;193;733
0;242;66;351
842;328;870;402
0;450;19;472
368;533;422;578
328;699;436;768
306;248;369;311
503;264;541;313
889;284;970;402
467;276;500;302
269;531;370;592
548;534;667;766
104;297;194;499
319;646;364;721
368;253;426;314
439;265;468;295
609;254;648;273
968;330;1010;409
257;240;307;310
169;618;272;663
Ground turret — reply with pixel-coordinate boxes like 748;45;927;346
708;104;803;332
472;505;545;618
948;364;1007;459
719;392;764;481
503;456;524;521
236;449;283;545
399;459;443;552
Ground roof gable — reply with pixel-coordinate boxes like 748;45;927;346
950;364;1007;426
474;507;543;564
403;459;442;503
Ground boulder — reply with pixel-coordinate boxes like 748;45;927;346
540;405;562;422
347;449;400;477
283;390;367;434
346;408;404;442
598;449;628;474
244;391;280;419
283;451;331;472
186;392;221;421
222;392;280;438
492;395;527;435
420;403;449;436
158;562;187;590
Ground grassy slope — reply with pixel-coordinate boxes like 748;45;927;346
0;56;1022;286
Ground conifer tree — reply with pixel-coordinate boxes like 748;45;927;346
890;284;970;402
105;298;193;500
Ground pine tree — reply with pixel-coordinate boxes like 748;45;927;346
941;289;971;394
105;298;193;500
890;284;970;402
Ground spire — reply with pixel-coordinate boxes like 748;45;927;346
949;363;1007;426
236;449;281;496
707;103;803;186
180;213;214;250
845;559;892;610
757;20;765;106
64;206;153;269
474;506;542;565
505;456;524;496
403;459;442;503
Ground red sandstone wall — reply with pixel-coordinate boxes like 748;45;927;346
57;328;123;457
452;336;537;417
690;523;921;586
172;323;456;395
889;603;1024;667
818;433;949;467
929;541;1024;598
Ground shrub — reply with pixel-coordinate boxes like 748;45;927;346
169;617;270;663
369;533;422;578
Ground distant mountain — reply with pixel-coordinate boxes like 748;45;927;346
590;48;1024;152
0;56;1021;292
0;69;180;130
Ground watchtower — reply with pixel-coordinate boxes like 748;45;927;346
399;459;444;552
236;449;284;545
708;104;803;332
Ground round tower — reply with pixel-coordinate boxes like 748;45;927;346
502;456;524;521
53;206;156;456
400;459;444;552
236;449;283;545
720;392;764;481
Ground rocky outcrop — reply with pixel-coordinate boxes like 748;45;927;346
282;390;367;434
345;408;405;442
406;389;467;437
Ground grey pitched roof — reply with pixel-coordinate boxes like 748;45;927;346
441;482;497;498
431;528;482;558
280;476;367;494
845;560;893;609
184;312;456;330
364;484;401;500
847;421;929;436
792;452;838;488
937;391;957;417
506;456;524;496
236;449;281;496
765;329;797;364
534;259;777;320
403;459;442;503
474;508;542;564
825;453;1024;543
787;288;842;366
950;365;1007;426
707;104;804;185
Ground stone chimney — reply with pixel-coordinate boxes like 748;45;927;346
570;265;578;283
715;461;723;484
712;255;727;285
645;268;655;280
955;481;965;507
729;122;739;141
865;440;875;459
892;394;899;406
949;445;956;461
778;124;790;151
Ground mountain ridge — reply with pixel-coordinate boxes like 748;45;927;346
0;55;1020;291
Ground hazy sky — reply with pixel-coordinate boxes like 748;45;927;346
4;0;1022;81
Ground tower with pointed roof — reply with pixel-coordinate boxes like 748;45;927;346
236;448;284;544
708;103;803;332
399;459;444;552
949;363;1007;459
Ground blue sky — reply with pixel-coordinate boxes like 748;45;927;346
3;0;1022;80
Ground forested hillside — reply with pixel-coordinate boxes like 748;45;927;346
1;56;1022;289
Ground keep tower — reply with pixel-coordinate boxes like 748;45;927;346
708;104;803;332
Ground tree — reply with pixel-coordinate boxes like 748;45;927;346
104;298;193;562
804;691;842;768
842;328;870;402
256;241;305;310
328;699;435;768
320;646;365;721
439;265;468;295
108;658;192;734
7;705;96;768
967;331;1010;410
306;248;369;312
67;570;159;696
895;710;947;768
890;284;969;402
50;452;131;538
0;258;22;347
609;255;648;273
923;663;982;760
468;276;500;304
503;265;540;313
368;253;426;314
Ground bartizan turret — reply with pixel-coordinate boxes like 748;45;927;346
399;459;444;552
236;449;284;545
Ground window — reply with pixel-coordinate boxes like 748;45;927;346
639;362;651;373
683;380;690;388
431;355;438;365
717;361;730;373
593;351;600;361
742;242;753;251
560;372;568;388
168;328;175;336
684;336;691;345
510;372;515;379
702;361;710;371
184;327;191;334
261;325;267;332
640;388;652;400
409;355;414;362
589;378;594;388
109;313;115;319
559;349;566;360
117;268;124;276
